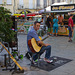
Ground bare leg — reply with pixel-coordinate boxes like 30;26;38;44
68;37;72;42
52;33;54;36
69;37;72;41
47;32;50;36
56;33;57;37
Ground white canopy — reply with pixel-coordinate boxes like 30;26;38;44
39;6;51;13
46;6;51;11
51;2;68;6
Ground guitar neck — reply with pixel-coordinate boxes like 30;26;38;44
42;36;49;41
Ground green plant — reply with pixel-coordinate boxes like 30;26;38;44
0;7;16;43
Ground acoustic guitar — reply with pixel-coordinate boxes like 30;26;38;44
28;36;48;53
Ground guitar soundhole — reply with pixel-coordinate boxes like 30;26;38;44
38;44;42;47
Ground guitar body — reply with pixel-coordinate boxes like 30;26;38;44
28;36;42;53
28;39;36;53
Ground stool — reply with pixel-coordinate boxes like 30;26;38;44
25;51;40;67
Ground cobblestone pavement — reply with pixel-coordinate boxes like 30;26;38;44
0;34;75;75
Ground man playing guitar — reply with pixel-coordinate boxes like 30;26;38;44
27;21;52;63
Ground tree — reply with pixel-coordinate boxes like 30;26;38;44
0;7;16;43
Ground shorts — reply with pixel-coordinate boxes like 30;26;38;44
53;26;58;33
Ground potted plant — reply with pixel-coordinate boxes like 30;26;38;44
0;7;16;47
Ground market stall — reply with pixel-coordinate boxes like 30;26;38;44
51;3;75;35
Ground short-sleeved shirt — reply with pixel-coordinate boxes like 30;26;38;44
47;17;51;28
27;27;40;52
53;18;58;27
58;16;63;23
68;18;74;27
28;26;33;32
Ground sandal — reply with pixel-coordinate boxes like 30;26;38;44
68;40;72;42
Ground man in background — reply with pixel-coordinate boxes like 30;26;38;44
46;16;52;36
68;14;74;42
58;14;64;25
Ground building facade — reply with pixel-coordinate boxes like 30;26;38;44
0;0;15;14
0;0;75;14
51;0;75;4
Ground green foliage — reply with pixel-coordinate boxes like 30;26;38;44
0;7;16;42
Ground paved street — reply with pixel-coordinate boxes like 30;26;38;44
0;34;75;75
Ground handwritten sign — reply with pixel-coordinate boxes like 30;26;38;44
51;4;75;11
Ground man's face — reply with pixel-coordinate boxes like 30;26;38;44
72;16;73;18
49;16;51;18
34;23;40;31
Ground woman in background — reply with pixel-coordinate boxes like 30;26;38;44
52;15;58;37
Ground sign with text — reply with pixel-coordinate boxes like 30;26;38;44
51;4;75;11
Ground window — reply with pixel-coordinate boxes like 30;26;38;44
70;0;73;3
57;0;60;2
61;0;64;2
66;0;67;2
7;0;12;4
74;0;75;3
0;0;2;4
37;0;40;7
19;0;23;5
44;0;47;7
52;0;55;4
29;0;33;9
